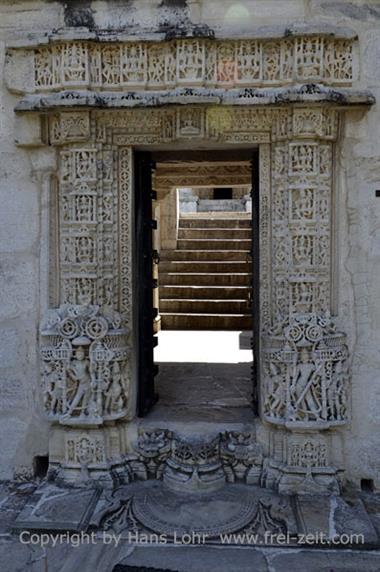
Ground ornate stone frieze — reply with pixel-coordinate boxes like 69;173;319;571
49;424;341;495
50;107;338;148
40;304;130;426
125;430;264;492
262;313;350;428
95;107;273;147
6;37;356;94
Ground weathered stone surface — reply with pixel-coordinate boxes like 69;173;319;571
333;496;378;544
14;87;375;112
0;480;380;571
0;0;380;525
14;484;101;531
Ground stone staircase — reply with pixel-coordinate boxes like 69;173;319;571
159;213;252;330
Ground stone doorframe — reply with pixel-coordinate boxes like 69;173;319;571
6;33;374;490
30;105;346;486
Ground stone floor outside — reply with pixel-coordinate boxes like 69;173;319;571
1;481;380;572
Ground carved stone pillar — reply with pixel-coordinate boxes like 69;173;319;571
39;112;134;483
261;108;349;494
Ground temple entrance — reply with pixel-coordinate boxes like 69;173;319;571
134;149;260;420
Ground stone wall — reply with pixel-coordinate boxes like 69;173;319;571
0;0;379;488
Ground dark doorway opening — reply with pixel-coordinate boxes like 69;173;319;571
213;187;233;200
134;149;260;420
33;455;49;479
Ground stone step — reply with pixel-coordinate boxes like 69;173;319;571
160;273;251;286
177;228;251;239
159;261;252;273
159;299;250;313
160;313;252;330
181;211;251;219
161;250;250;262
159;285;252;300
177;239;251;250
198;199;247;212
179;218;251;229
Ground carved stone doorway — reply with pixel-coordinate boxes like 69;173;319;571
134;148;260;420
34;104;354;488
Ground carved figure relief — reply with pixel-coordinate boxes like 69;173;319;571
263;313;350;427
9;37;355;94
40;305;130;425
290;440;328;468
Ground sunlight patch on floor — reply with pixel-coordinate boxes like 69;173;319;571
154;330;252;364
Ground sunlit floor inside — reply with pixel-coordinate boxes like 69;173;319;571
148;330;254;423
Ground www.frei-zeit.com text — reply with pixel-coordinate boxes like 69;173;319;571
19;530;365;548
